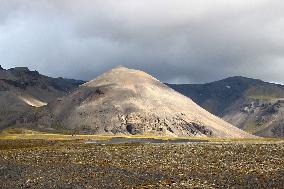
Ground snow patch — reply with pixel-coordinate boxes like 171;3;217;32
19;96;47;107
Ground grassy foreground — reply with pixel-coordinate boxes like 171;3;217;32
0;128;283;142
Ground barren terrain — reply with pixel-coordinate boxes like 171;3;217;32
0;138;283;188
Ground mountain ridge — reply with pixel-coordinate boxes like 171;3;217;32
0;66;84;130
168;76;284;137
1;65;279;137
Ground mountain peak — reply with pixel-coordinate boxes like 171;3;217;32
50;67;253;138
112;65;129;69
84;66;159;88
217;76;264;85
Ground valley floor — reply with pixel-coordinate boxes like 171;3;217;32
0;139;283;188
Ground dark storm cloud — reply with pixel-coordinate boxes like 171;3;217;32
0;0;284;83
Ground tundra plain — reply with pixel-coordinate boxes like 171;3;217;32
0;133;283;189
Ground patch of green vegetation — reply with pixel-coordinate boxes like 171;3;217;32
242;122;261;134
1;128;42;135
245;85;284;100
247;95;279;100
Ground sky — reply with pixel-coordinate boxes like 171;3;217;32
0;0;284;84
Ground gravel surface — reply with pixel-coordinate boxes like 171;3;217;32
0;140;283;188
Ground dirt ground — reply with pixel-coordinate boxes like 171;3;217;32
0;140;283;189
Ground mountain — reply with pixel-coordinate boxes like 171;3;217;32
43;67;253;138
0;66;84;129
168;76;284;137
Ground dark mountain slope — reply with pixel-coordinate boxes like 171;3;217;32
168;77;284;137
0;66;84;130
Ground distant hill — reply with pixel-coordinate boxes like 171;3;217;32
0;66;84;129
43;67;252;138
168;77;284;137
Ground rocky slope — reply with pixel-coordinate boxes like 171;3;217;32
46;67;253;138
168;77;284;137
0;66;84;130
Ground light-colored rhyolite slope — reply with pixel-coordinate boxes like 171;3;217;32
50;67;254;138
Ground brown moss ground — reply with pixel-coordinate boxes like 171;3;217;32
0;139;283;188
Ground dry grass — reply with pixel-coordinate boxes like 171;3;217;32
0;128;283;143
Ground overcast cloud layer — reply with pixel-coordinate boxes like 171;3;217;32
0;0;284;83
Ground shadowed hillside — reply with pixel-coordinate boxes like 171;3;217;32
0;66;84;130
168;77;284;137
